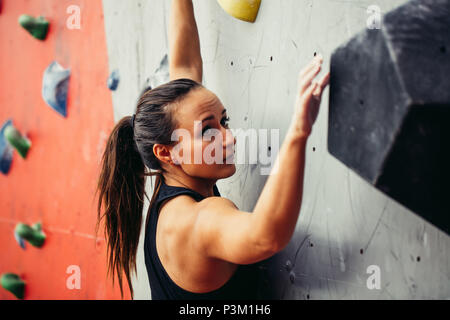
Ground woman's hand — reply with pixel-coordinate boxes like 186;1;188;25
289;55;330;139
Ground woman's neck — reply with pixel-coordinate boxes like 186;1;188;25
163;172;217;198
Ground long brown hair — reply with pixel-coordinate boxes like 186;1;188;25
95;78;202;299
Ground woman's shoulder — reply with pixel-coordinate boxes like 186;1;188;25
196;195;238;213
157;193;202;233
158;194;238;240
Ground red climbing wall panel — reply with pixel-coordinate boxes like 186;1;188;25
0;0;129;299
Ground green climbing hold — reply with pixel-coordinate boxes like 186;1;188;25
1;273;25;299
18;14;49;40
3;123;31;159
15;222;46;248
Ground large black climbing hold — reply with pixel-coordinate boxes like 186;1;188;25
328;0;450;235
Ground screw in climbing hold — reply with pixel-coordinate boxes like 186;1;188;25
0;273;25;299
18;14;49;40
3;121;31;159
0;119;14;175
42;61;71;117
14;222;46;248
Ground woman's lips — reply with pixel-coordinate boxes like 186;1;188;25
223;151;235;162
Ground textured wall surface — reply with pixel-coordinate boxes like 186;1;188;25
0;0;127;299
102;0;450;299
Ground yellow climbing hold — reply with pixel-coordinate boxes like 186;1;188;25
217;0;261;23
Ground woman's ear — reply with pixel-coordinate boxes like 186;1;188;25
153;144;173;166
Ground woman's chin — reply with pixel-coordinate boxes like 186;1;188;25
219;163;236;177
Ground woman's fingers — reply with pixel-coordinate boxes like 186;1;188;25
302;81;319;105
313;71;330;98
299;55;323;80
318;71;330;90
291;56;328;136
298;63;322;95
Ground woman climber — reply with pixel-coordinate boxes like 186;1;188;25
96;0;330;300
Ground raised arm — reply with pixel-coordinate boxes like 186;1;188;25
169;0;202;82
191;56;330;265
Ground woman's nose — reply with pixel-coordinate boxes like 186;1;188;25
222;128;236;149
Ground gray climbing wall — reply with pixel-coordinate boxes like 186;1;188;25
102;0;450;299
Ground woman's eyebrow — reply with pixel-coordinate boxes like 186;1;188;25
201;115;214;124
201;109;227;124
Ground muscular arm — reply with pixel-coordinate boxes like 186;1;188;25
169;0;202;82
192;57;330;265
194;133;309;264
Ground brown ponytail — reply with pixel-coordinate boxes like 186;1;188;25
95;79;202;299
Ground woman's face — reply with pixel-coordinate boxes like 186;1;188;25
168;87;237;179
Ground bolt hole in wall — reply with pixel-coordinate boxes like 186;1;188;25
440;46;446;53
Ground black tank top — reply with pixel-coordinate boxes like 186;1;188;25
144;177;261;300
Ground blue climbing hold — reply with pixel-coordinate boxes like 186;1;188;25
0;119;14;175
148;54;169;89
14;230;26;250
42;61;70;117
107;69;120;91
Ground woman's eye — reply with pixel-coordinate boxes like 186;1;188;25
202;126;211;135
221;117;230;127
202;117;230;135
